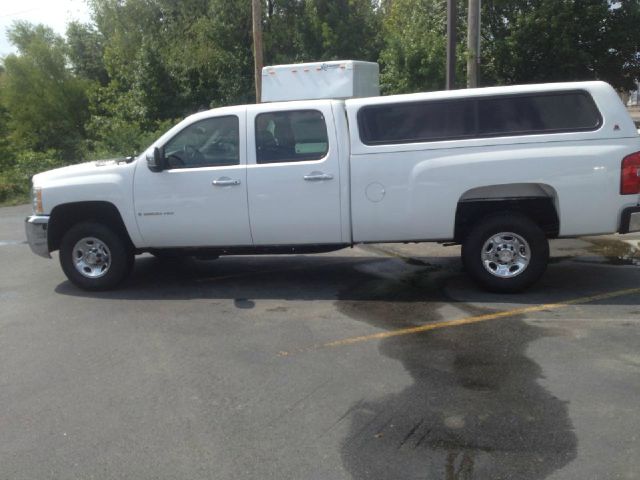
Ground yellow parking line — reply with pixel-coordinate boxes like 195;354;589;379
280;286;640;355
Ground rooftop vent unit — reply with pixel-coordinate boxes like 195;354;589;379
261;60;380;103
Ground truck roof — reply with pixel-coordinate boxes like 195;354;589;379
345;81;614;108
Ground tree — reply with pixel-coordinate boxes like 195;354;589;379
66;21;109;85
597;0;640;90
0;68;12;171
1;22;90;158
482;0;640;90
298;0;383;62
378;0;452;93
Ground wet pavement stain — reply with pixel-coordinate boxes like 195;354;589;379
336;268;577;479
335;265;484;332
266;306;288;313
584;238;640;266
548;255;572;264
233;298;255;309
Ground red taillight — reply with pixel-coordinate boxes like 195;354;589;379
621;152;640;195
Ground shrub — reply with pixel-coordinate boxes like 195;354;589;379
0;150;69;203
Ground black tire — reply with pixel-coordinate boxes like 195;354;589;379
59;222;134;290
462;213;549;293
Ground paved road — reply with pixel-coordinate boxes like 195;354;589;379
1;204;640;479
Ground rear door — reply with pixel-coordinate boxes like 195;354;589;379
246;103;343;245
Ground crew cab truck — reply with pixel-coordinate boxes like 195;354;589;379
25;68;640;292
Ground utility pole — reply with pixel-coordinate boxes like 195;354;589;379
446;0;456;90
466;0;480;88
252;0;263;103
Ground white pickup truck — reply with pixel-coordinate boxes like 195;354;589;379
25;70;640;292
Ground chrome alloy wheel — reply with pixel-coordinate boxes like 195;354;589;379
72;237;111;278
481;232;531;278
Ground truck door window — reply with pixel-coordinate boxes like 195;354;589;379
255;110;328;164
163;115;239;169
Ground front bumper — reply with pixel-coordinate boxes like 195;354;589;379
620;206;640;234
25;215;50;258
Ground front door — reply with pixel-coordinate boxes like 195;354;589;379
246;105;343;245
134;110;252;248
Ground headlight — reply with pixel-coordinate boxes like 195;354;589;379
32;185;43;215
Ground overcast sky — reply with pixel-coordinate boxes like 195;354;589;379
0;0;91;57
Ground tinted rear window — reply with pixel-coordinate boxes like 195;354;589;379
358;99;475;144
358;90;602;145
477;92;601;136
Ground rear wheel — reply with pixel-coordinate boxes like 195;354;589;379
462;213;549;293
59;222;134;290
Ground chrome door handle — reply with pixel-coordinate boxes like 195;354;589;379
303;172;334;181
212;177;241;186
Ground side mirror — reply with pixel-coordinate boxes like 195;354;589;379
147;147;165;172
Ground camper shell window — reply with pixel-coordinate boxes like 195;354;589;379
358;90;602;145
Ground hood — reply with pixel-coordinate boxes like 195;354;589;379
32;158;131;186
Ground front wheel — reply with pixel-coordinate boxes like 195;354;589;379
462;213;549;293
59;222;134;290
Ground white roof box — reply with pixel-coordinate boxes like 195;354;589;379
261;60;380;102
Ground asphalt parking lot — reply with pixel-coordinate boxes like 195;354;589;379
1;203;640;480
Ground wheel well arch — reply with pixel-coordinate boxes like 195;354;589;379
454;183;560;242
48;201;134;252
